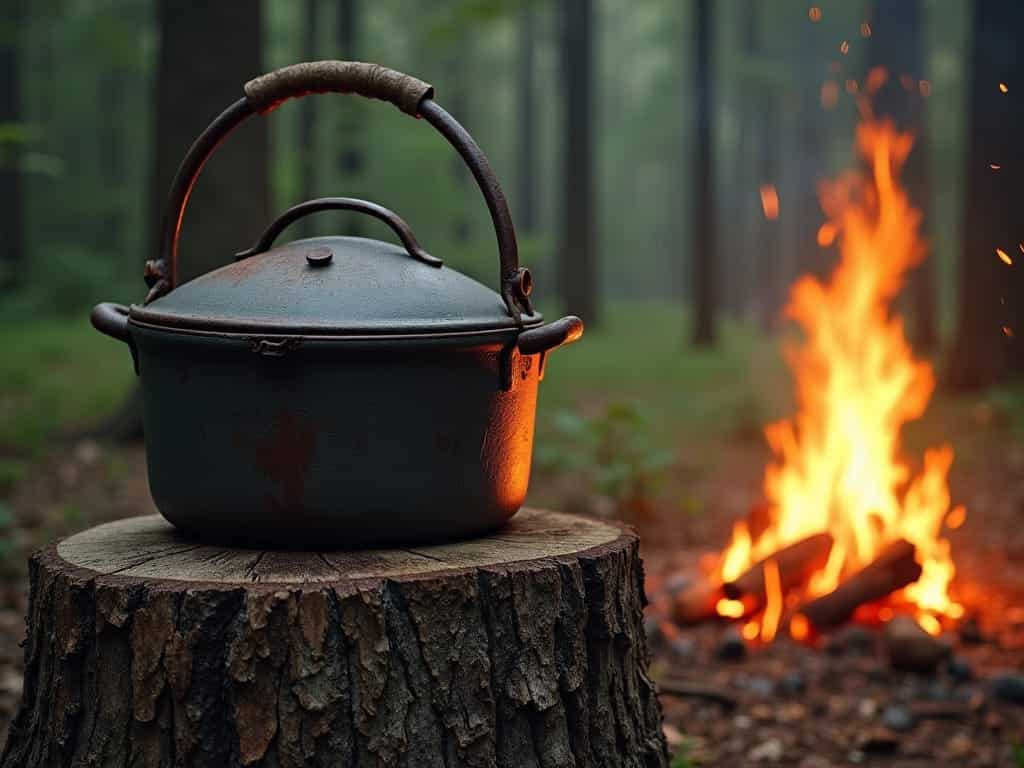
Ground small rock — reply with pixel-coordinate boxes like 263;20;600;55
662;723;684;748
990;673;1024;705
75;439;102;466
778;671;806;696
947;657;973;683
669;636;696;660
732;714;753;730
663;573;693;595
0;674;18;701
881;703;916;732
747;737;784;762
743;676;775;697
857;698;878;718
841;625;875;654
945;732;972;759
884;615;951;673
847;749;865;763
716;628;747;662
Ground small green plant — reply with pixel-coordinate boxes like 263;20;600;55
537;401;674;516
670;741;698;768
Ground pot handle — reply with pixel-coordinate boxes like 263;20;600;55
146;60;533;322
234;197;442;267
91;302;131;344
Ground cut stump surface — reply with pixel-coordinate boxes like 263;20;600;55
1;508;668;768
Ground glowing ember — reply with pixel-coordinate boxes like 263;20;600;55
999;82;1009;93
718;118;964;636
760;184;780;220
840;40;850;55
808;6;822;23
860;22;872;38
997;248;1013;265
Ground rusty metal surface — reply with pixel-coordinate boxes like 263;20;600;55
132;237;543;337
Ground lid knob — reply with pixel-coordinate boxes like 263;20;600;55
306;247;333;267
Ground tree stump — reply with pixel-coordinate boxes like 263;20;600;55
1;508;668;768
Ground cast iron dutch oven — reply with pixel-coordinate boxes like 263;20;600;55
91;61;583;548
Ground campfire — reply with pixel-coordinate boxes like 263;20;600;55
681;108;966;645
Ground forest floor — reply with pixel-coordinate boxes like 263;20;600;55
3;304;1024;765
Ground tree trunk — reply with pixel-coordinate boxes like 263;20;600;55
1;509;668;767
150;0;269;283
336;0;364;236
559;0;599;326
947;0;1022;389
517;3;539;235
101;0;269;442
298;0;319;238
0;0;24;291
690;0;716;346
870;0;937;352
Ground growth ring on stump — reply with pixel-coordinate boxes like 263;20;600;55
2;508;668;768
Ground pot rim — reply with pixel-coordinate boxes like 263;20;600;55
127;317;534;349
127;303;545;340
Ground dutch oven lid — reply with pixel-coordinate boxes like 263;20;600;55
131;233;541;337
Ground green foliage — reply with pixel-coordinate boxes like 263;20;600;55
1014;744;1024;768
0;315;134;456
671;741;698;768
13;245;129;316
537;401;674;512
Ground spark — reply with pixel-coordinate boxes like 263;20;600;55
999;82;1009;93
808;6;822;22
997;248;1013;265
840;40;850;55
945;505;967;531
860;22;872;37
760;184;780;220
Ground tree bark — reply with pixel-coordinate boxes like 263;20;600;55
298;0;319;238
517;3;539;235
335;0;364;236
947;0;1022;389
559;0;599;326
1;509;668;767
0;0;24;291
150;0;269;283
869;0;937;352
690;0;716;346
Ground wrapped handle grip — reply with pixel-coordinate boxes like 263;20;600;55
244;61;433;116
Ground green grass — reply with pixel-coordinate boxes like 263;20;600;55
535;302;790;458
0;316;136;456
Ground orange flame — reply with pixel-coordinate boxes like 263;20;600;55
760;185;780;220
720;119;963;634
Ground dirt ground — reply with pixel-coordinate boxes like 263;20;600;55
2;399;1024;766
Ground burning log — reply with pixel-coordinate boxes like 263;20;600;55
796;539;922;632
722;532;834;607
673;578;723;624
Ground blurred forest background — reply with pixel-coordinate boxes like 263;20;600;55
0;0;1022;554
